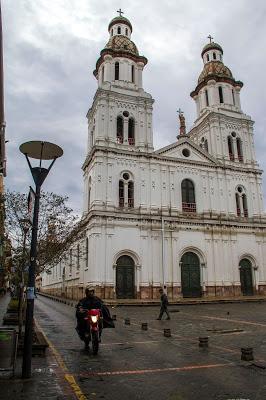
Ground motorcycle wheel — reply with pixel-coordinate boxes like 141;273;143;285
91;331;99;355
84;337;90;350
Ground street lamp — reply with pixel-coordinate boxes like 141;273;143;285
19;141;63;379
18;217;30;337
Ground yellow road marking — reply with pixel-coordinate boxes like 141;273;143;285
35;319;87;400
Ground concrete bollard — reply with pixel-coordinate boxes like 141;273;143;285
124;318;130;325
199;337;209;348
241;347;254;361
141;323;148;331
112;315;117;321
164;328;171;337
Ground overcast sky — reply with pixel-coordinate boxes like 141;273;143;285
3;0;266;212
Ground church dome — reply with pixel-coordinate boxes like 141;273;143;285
198;61;233;84
201;42;223;57
104;35;139;56
108;16;133;32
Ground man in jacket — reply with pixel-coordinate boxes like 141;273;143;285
157;288;170;320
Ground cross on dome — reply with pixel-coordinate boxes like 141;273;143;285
117;8;124;17
177;108;183;115
207;34;214;43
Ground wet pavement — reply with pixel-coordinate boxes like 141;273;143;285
32;295;266;400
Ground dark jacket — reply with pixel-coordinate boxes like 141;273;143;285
76;296;115;329
160;293;169;307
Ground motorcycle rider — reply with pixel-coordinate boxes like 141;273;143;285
76;286;103;346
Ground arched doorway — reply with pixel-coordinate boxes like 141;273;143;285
116;255;135;299
181;252;202;298
239;259;254;296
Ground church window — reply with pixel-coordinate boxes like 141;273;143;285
118;26;121;34
232;89;235;105
128;181;134;208
128;118;135;145
213;52;216;60
69;249;73;275
117;116;123;143
236;137;243;162
182;148;190;157
204;139;208;152
123;172;129;180
88;176;91;210
77;244;80;270
126;28;128;36
123;111;129;117
86;237;89;269
102;66;104;83
115;62;120;80
119;180;124;207
227;136;234;161
131;65;135;83
181;179;196;213
207;54;209;62
205;89;209;106
242;194;248;217
111;29;113;36
235;193;241;216
218;86;224;103
219;54;222;60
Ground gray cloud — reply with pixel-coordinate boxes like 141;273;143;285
3;0;266;210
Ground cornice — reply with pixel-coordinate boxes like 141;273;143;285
82;145;263;176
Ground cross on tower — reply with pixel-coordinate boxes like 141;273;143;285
117;8;124;17
207;34;214;43
177;108;183;115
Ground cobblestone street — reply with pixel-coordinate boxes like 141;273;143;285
27;295;266;399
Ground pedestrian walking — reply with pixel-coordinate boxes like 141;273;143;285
157;288;170;320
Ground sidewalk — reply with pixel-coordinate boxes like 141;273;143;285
39;291;266;307
0;294;73;400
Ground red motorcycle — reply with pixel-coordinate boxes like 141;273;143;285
83;308;102;355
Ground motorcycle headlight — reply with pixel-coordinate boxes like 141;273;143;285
91;315;98;323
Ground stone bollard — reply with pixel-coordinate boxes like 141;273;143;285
241;347;254;361
124;318;130;325
141;323;148;331
164;328;171;337
112;315;117;321
199;337;209;348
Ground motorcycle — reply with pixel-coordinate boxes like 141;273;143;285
82;308;102;355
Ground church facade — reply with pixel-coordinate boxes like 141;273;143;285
41;14;266;300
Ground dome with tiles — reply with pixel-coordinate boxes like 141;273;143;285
198;61;233;84
104;35;139;56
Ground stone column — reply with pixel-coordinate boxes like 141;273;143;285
137;62;144;88
235;86;242;110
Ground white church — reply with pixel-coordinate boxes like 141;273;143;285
41;13;266;300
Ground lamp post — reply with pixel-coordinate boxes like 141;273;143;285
18;218;30;337
19;141;63;379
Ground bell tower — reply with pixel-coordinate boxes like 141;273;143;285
86;11;154;155
189;37;257;167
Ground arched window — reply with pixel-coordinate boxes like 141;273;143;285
119;180;124;207
115;62;119;80
207;54;209;62
128;181;134;208
213;52;216;60
88;176;91;210
77;244;80;270
205;90;209;106
235;186;248;217
128;118;135;145
117;116;123;143
242;194;248;217
111;29;113;36
204;139;208;152
102;66;104;83
131;65;135;83
218;86;224;103
232;89;235;105
235;193;241;216
181;179;196;213
236;137;243;162
117;26;121;34
86;237;89;269
125;28;128;36
228;136;234;161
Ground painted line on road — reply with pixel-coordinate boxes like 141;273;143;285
200;315;266;328
79;362;233;377
101;340;160;346
35;319;87;400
